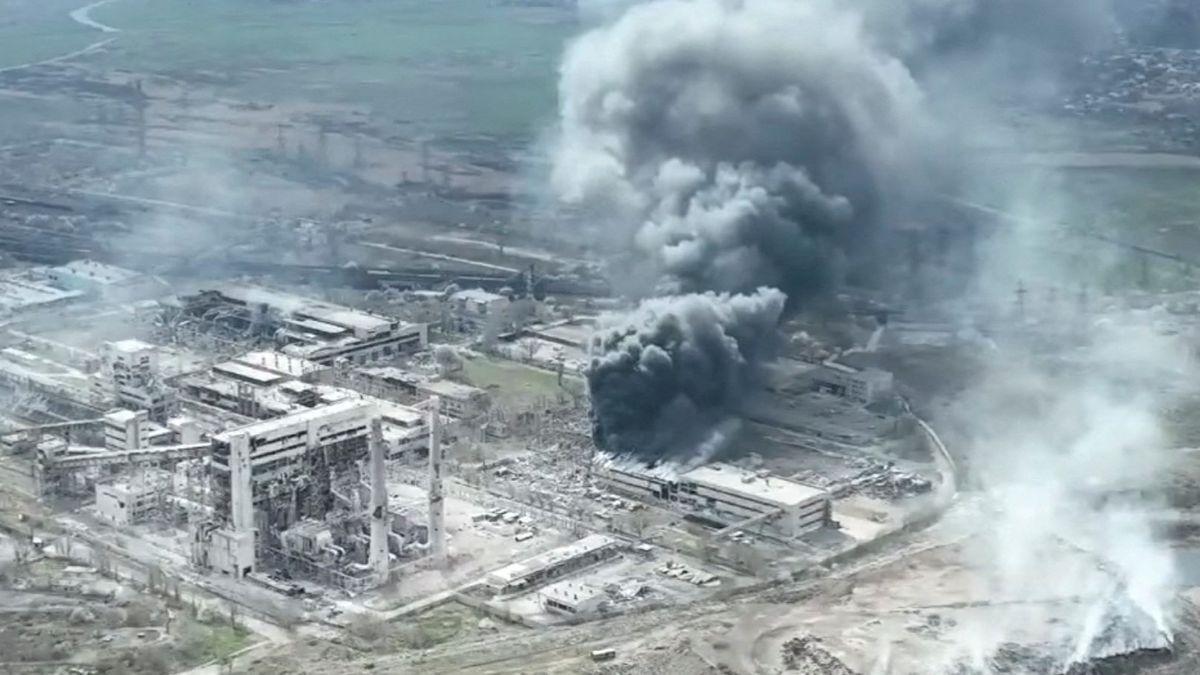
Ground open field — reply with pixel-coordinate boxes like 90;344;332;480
88;0;574;141
0;0;97;71
459;353;576;407
0;540;257;674
959;162;1200;293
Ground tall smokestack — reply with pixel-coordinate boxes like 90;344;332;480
427;396;446;564
229;432;253;533
367;416;389;584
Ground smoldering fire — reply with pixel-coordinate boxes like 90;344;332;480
585;287;785;465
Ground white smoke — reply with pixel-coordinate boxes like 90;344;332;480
930;317;1185;671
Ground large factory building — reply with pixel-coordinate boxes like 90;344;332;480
210;399;373;521
180;285;427;365
599;462;830;537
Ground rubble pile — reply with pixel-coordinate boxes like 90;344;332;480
1061;645;1174;675
780;635;856;675
837;460;933;500
984;643;1061;674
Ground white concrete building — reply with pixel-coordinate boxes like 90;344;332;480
95;472;169;526
450;288;510;320
167;416;203;445
95;339;174;420
598;462;830;538
485;534;620;593
205;527;256;579
235;351;330;383
103;409;150;451
349;367;489;419
207;285;427;365
210;400;374;511
416;378;490;419
812;362;894;405
0;270;84;315
540;580;606;616
46;259;159;301
379;403;428;458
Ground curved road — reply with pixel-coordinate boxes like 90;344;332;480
0;0;123;75
69;0;122;33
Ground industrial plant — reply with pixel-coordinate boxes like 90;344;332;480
3;0;1200;674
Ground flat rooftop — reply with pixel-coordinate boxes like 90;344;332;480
214;399;373;442
104;409;142;423
297;306;392;335
681;463;827;507
52;259;143;285
0;274;83;311
487;534;618;587
417;378;486;400
237;351;324;379
452;288;507;303
540;580;605;605
379;402;423;427
359;366;420;384
216;284;393;335
213;360;285;386
530;322;593;347
285;317;349;337
107;338;155;354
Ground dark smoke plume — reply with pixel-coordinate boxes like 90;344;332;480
554;0;928;300
586;287;785;464
564;0;1139;464
556;0;1134;300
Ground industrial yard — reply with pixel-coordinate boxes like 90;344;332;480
3;1;1200;674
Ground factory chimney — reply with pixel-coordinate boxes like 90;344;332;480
427;396;446;564
229;433;254;533
368;416;390;584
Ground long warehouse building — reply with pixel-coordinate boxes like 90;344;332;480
598;462;830;537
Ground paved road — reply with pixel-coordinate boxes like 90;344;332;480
360;241;520;274
69;0;121;33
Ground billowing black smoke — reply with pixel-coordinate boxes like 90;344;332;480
562;0;1135;463
556;0;1134;300
554;0;928;300
586;287;785;464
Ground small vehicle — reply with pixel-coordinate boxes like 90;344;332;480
590;648;616;662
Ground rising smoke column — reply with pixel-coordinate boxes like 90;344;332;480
561;0;928;463
586;287;785;464
554;0;927;298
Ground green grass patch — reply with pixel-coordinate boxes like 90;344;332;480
459;354;573;407
175;616;254;667
378;602;507;651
